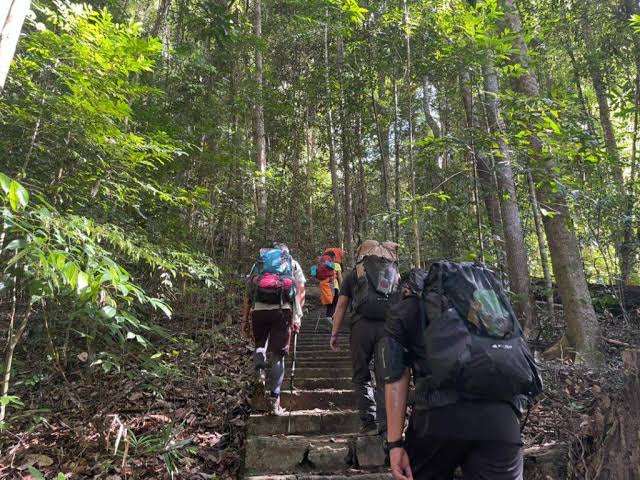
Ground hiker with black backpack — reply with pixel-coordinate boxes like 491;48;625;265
329;240;400;436
242;243;306;416
380;261;542;480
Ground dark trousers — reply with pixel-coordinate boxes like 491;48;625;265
252;309;292;397
350;318;387;433
405;424;523;480
326;288;339;317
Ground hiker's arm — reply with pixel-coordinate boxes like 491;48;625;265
337;270;343;285
329;295;349;350
386;368;409;442
331;295;349;335
386;369;413;480
297;283;306;310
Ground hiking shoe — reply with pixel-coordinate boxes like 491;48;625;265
270;396;286;416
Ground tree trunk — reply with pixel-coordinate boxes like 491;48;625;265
370;73;393;238
527;170;554;322
337;36;354;265
305;114;316;252
0;0;31;92
148;0;172;37
422;76;442;139
501;0;601;361
461;70;504;263
324;12;343;247
252;0;267;228
581;10;632;284
481;57;535;329
1;300;32;422
403;0;421;267
459;72;485;261
393;78;402;244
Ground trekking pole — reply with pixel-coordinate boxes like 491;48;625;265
290;331;298;392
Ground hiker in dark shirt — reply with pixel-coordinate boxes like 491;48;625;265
330;240;400;436
383;267;525;480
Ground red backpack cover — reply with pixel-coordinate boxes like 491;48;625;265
316;254;336;281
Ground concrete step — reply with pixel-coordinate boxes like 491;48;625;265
296;340;344;347
294;350;351;357
249;409;360;436
290;367;352;379
291;378;353;390
245;434;385;475
246;474;391;480
288;352;351;362
290;360;352;369
280;389;356;410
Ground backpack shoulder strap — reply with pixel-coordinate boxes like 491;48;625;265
356;262;365;280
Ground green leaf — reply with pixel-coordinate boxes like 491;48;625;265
0;395;24;407
4;239;27;251
101;305;117;318
8;180;29;210
148;297;172;318
0;173;10;194
63;263;80;289
76;271;89;293
27;467;47;480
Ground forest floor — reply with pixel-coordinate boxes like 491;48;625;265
0;313;253;480
1;295;639;479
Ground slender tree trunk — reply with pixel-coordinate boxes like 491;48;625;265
581;8;631;284
502;0;601;362
337;36;354;265
403;0;421;267
0;0;31;92
1;300;32;422
460;71;487;262
370;74;392;238
324;14;343;247
148;0;172;37
305;114;316;252
356;116;368;238
252;0;267;228
393;78;402;244
422;76;442;139
527;170;554;322
481;57;535;329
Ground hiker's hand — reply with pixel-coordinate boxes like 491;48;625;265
330;334;340;351
390;448;413;480
292;323;301;333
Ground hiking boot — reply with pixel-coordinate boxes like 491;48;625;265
359;422;378;436
270;396;286;416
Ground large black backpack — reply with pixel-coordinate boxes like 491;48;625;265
420;261;542;402
351;255;400;321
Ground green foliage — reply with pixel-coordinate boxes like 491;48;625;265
1;175;173;350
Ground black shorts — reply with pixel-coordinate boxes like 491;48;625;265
251;309;292;357
405;429;523;480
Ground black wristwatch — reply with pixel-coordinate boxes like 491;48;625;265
386;439;404;451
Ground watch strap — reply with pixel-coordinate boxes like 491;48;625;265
386;439;404;450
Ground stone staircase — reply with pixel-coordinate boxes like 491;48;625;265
244;306;390;480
